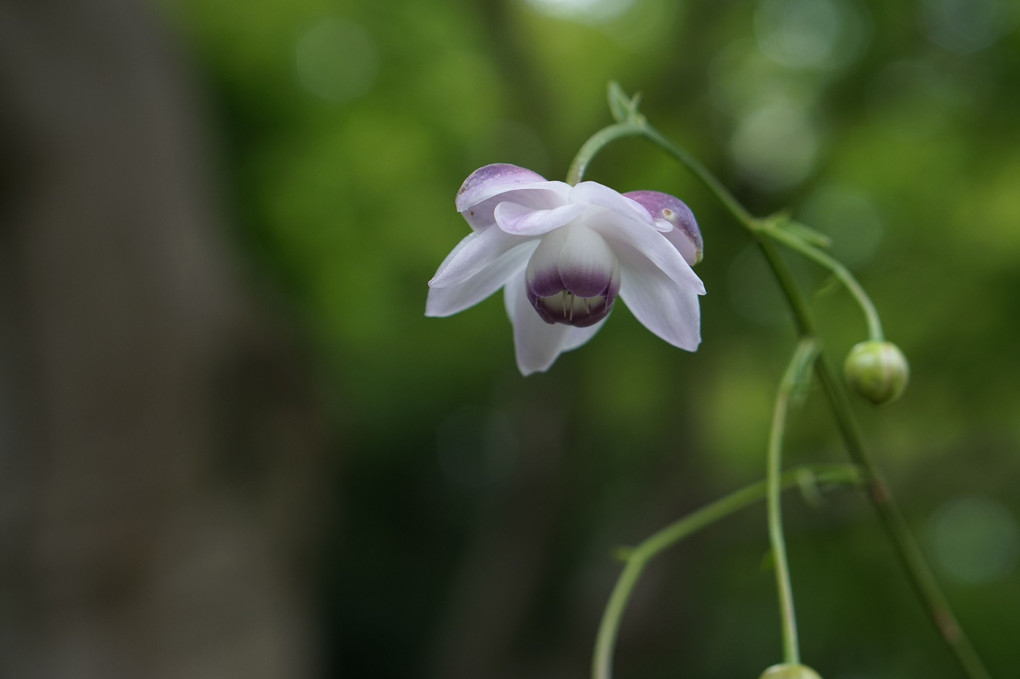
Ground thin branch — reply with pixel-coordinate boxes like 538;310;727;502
768;339;821;664
592;464;865;679
569;107;994;679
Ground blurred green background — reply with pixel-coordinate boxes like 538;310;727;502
168;0;1019;676
5;0;1018;676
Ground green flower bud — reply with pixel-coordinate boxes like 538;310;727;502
759;663;823;679
843;341;909;405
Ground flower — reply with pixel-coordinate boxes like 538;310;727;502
426;163;706;375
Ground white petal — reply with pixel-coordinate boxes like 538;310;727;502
494;201;586;236
618;259;703;351
589;212;705;293
426;241;536;317
457;165;571;232
561;317;607;353
503;275;604;375
429;227;532;289
567;183;703;290
570;182;656;224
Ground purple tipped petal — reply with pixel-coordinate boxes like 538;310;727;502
525;226;618;297
588;212;705;293
456;164;571;232
456;164;546;210
555;226;619;297
624;191;703;265
504;275;606;375
528;290;614;327
522;226;621;327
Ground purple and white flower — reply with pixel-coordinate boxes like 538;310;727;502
427;163;706;375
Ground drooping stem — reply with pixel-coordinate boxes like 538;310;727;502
653;136;989;679
761;224;884;342
566;121;644;186
755;239;990;679
767;339;821;665
638;126;884;342
593;464;865;679
637;125;759;231
568;118;883;343
570;108;993;679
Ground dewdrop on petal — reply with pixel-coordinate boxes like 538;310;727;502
758;663;823;679
844;340;910;404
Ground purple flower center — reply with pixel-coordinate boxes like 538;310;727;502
524;225;621;328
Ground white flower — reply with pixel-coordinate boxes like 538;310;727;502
427;164;706;375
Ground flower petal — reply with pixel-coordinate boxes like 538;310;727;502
456;164;547;210
570;182;657;224
555;226;620;297
457;164;571;232
624;191;703;265
561;316;607;353
588;210;705;293
526;225;619;298
503;275;605;375
429;226;533;290
618;258;703;351
426;240;536;317
494;201;587;236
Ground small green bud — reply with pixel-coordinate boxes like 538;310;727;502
843;341;909;404
759;663;823;679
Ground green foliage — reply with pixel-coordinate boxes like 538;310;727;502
167;0;1020;676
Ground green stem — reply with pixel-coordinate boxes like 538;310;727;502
652;133;989;679
642;125;882;341
571;111;993;679
566;121;644;185
593;464;865;679
768;339;821;665
566;117;882;342
761;223;884;342
637;125;759;231
756;238;991;679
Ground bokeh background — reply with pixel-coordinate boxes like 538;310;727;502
2;0;1018;677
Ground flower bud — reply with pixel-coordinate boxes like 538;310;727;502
844;341;909;404
758;663;823;679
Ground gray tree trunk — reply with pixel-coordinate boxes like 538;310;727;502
0;1;329;676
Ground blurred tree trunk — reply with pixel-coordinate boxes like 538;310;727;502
0;0;330;676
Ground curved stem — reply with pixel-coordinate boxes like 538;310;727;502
569;112;993;679
755;239;990;679
570;117;883;342
643;123;886;342
593;464;865;679
637;125;758;230
768;339;821;664
566;121;644;185
717;162;991;679
593;558;645;679
762;223;884;342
